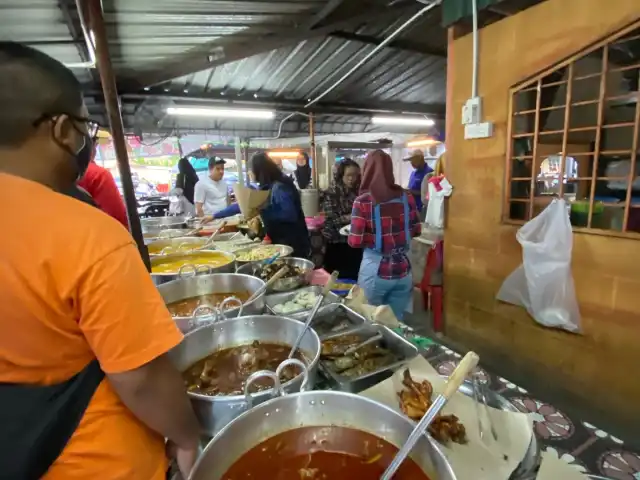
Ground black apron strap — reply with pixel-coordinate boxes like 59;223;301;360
0;359;105;480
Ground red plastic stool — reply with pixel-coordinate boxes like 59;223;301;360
419;242;444;332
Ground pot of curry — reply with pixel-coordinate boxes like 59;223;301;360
189;390;456;480
168;315;321;437
150;250;235;286
156;273;266;333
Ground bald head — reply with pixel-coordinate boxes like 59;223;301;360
0;42;91;190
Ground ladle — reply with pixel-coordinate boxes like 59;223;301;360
380;351;480;480
288;271;339;358
245;267;288;303
201;220;228;249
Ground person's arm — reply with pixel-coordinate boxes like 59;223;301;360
348;199;366;248
77;243;200;474
193;182;206;217
212;202;240;219
407;195;422;238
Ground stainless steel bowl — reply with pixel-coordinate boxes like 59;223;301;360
168;315;321;437
156;274;266;333
147;236;212;257
141;215;189;233
233;244;294;264
236;256;314;292
143;228;195;244
190;390;456;480
150;250;235;286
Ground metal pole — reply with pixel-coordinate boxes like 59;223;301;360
234;137;244;185
309;113;318;188
87;0;150;270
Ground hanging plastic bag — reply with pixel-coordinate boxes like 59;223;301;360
496;199;582;333
425;175;452;228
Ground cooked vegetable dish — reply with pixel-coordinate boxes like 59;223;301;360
166;291;250;317
221;426;431;479
183;340;305;396
397;369;467;444
272;291;318;314
151;253;232;274
236;245;282;262
321;334;398;378
258;259;307;282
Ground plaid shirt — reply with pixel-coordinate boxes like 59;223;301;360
348;193;421;279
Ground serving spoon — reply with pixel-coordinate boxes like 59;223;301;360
288;270;339;359
380;351;480;480
245;267;288;304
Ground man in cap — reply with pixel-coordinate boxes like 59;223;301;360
406;149;433;217
194;156;230;217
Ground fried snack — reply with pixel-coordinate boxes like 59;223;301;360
397;369;467;444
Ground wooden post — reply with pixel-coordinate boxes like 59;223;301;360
87;0;150;270
309;113;318;188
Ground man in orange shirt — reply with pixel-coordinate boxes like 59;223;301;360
0;43;201;479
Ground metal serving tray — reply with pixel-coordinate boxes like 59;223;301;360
319;324;419;393
264;286;340;320
311;303;367;339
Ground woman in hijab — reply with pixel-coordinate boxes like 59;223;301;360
251;152;311;258
348;150;421;321
293;152;312;189
322;158;362;279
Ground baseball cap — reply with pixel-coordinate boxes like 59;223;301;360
208;157;226;168
403;149;424;162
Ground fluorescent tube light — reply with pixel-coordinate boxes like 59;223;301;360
407;138;438;147
166;107;275;119
371;116;435;126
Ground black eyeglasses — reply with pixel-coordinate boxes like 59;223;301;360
33;113;102;139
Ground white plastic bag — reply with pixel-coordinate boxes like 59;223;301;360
425;176;452;228
497;199;582;333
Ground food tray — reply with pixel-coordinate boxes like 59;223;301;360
264;286;340;320
311;303;366;339
319;325;419;394
330;278;357;296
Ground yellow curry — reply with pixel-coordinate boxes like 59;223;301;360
151;253;232;274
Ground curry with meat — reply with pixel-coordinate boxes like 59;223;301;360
166;291;250;317
221;426;431;479
151;252;232;274
183;341;305;396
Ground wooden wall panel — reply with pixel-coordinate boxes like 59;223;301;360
445;0;640;427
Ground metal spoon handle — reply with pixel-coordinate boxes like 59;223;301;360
380;352;480;480
288;271;339;358
246;267;288;303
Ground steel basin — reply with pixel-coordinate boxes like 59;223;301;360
190;390;457;480
143;228;195;244
236;256;314;292
141;215;189;233
168;315;321;437
150;250;235;286
233;244;294;264
156;274;266;333
147;236;212;257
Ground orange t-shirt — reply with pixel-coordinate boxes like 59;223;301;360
0;173;183;479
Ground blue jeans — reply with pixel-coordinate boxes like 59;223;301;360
358;271;413;321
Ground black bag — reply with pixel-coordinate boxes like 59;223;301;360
0;360;104;480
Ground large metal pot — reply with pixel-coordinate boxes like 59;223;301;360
150;250;235;286
190;390;457;480
156;274;266;333
236;256;314;292
141;215;189;233
169;315;321;436
233;244;294;264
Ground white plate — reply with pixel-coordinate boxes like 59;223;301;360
339;225;351;236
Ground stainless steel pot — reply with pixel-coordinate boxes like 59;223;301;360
141;215;189;233
147;236;212;257
190;390;457;480
236;256;314;292
150;251;235;286
168;315;321;436
143;228;195;244
156;274;266;333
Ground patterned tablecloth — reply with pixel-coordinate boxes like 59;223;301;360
416;341;639;480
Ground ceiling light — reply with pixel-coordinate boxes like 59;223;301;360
166;107;275;119
371;116;435;126
268;150;301;158
407;138;438;147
